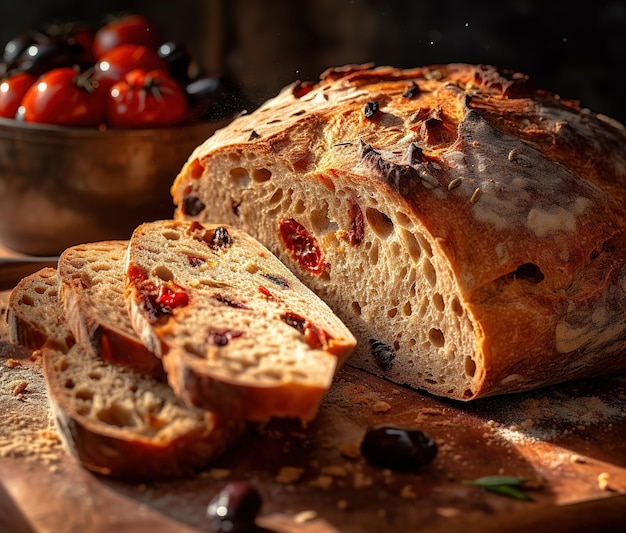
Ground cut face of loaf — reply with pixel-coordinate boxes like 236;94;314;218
125;219;356;421
172;63;626;400
44;343;242;480
57;241;164;378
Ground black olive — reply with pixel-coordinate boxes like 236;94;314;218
3;30;48;69
17;40;84;76
185;76;249;121
206;482;262;533
158;41;199;83
360;426;437;471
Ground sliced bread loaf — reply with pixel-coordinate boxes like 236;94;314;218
125;219;356;421
171;63;626;401
43;342;242;481
6;267;73;351
57;240;164;378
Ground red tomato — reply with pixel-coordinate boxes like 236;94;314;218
107;69;188;128
278;218;327;274
64;25;96;65
0;72;37;118
43;21;95;65
93;14;162;58
19;67;107;126
94;43;168;91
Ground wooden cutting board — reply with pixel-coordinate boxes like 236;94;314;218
1;289;626;533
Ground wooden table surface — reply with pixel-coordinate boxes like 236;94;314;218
2;285;626;533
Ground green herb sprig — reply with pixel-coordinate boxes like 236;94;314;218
462;475;533;501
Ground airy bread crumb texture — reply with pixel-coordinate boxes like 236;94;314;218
46;344;211;443
178;151;478;398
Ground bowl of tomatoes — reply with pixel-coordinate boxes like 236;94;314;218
0;13;248;256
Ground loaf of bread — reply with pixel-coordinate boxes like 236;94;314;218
57;240;164;378
7;267;242;480
171;63;626;400
125;219;356;420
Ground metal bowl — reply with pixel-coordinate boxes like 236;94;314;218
0;117;228;256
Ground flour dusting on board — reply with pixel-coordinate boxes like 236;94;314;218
487;389;626;444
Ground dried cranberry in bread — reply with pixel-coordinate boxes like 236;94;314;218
124;219;356;421
57;240;164;378
6;267;73;351
172;63;626;401
44;343;242;480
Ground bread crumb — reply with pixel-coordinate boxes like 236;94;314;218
30;350;42;362
294;510;317;523
372;401;391;413
520;418;535;429
320;465;348;477
207;468;231;480
309;475;333;489
352;471;373;489
5;358;21;368
339;441;361;460
337;499;348;511
38;428;60;443
12;381;28;396
598;472;612;491
346;384;377;406
420;408;444;416
276;466;305;484
400;484;417;499
436;507;460;518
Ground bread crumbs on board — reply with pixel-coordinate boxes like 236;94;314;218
276;466;305;484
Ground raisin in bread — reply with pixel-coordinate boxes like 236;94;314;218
171;63;626;401
57;240;164;378
124;219;356;421
44;343;242;480
6;267;73;351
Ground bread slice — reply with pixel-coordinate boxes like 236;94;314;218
6;267;73;351
43;343;242;481
125;219;356;421
8;267;240;480
171;63;626;401
57;241;164;378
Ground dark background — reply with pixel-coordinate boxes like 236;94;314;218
1;0;625;123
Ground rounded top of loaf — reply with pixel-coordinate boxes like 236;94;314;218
177;63;626;295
